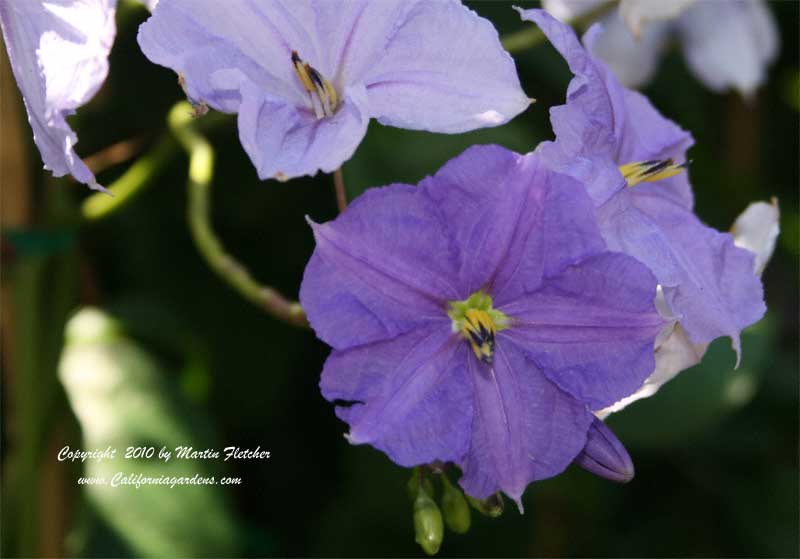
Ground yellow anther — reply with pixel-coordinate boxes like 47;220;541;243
461;309;497;364
291;51;316;92
321;78;339;114
291;50;339;119
619;159;688;187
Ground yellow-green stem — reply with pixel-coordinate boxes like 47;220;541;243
167;102;307;327
81;110;231;222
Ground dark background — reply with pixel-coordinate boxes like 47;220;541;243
2;1;798;557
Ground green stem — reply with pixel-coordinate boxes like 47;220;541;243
167;102;308;327
501;1;616;53
81;111;232;222
81;134;178;221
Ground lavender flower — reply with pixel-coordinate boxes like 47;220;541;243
520;9;766;364
598;199;779;418
137;0;531;182
300;144;665;506
542;0;779;96
1;0;117;191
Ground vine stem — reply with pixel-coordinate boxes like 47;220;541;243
81;110;231;222
167;102;308;327
333;168;347;213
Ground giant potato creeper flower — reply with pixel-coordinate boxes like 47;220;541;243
137;0;532;181
520;9;766;367
300;145;666;506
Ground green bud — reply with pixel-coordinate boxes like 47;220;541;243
440;475;471;534
413;492;444;556
466;492;504;518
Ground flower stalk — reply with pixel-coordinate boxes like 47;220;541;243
333;168;347;213
167;102;307;327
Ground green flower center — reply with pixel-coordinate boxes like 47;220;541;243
447;291;510;364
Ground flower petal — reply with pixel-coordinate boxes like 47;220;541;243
364;1;530;133
0;0;116;190
595;194;779;418
631;192;766;359
522;9;694;209
308;0;413;84
500;251;664;410
139;0;315;108
677;0;779;97
300;184;460;349
419;146;605;301
541;0;605;22
596;324;708;418
731;199;780;276
618;0;695;38
518;8;619;159
589;12;669;89
140;0;530;179
419;145;528;296
237;83;370;179
459;341;594;506
321;326;471;467
139;0;369;179
138;0;160;11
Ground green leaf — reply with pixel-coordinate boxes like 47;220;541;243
59;308;243;557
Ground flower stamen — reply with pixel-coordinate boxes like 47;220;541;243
619;159;688;187
462;309;497;364
291;50;339;119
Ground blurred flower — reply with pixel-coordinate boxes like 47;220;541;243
542;0;779;96
300;144;665;507
137;0;531;182
1;0;116;191
521;9;766;366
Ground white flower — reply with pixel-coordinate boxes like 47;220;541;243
543;0;780;96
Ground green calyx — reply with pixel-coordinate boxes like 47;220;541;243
446;290;510;332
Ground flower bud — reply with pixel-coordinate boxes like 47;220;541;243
575;418;635;483
407;468;443;555
440;475;471;534
465;492;504;518
413;492;444;555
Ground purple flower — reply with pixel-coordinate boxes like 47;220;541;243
542;0;779;96
300;144;665;506
1;0;117;191
137;0;531;181
519;9;766;362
